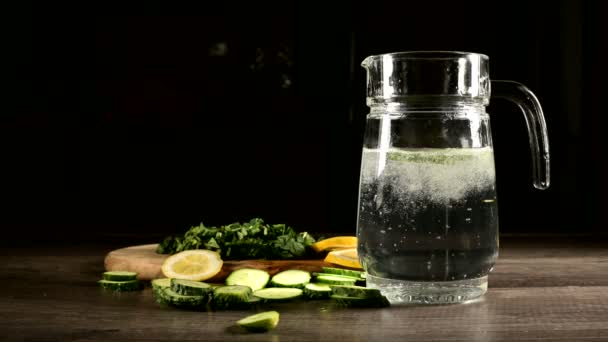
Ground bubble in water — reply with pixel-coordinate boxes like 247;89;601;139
393;243;397;247
363;147;496;203
467;207;473;211
435;236;442;240
388;227;393;231
465;218;472;223
380;230;386;234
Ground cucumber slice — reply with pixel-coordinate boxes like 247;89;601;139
330;285;382;299
253;287;303;302
303;283;332;299
171;279;213;296
213;285;253;309
237;311;280;333
151;278;172;304
247;296;263;304
151;278;172;290
269;270;311;288
102;271;138;281
163;288;208;309
331;295;390;308
226;268;270;292
316;274;357;285
313;273;360;281
98;279;142;292
321;267;365;279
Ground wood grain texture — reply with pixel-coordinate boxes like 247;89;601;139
104;244;332;281
1;237;608;341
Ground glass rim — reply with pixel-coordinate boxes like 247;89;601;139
362;51;489;64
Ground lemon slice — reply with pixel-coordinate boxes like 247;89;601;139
311;236;357;253
161;250;223;281
324;248;362;269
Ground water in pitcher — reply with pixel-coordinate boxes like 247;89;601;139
357;51;550;304
357;146;499;303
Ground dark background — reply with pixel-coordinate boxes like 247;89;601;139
3;1;607;242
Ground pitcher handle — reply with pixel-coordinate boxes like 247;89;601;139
491;80;550;190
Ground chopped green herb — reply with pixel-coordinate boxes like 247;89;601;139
156;218;316;260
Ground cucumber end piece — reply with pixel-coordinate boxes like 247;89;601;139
237;311;280;333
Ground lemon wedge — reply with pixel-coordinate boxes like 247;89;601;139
311;236;357;253
161;250;223;281
323;248;362;269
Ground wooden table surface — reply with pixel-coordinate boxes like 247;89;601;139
1;236;607;341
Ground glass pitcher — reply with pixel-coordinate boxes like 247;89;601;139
357;51;550;304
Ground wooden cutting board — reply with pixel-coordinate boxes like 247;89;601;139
104;244;332;282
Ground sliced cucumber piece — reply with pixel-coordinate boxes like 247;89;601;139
303;283;332;299
253;287;303;302
151;278;172;290
98;279;142;292
213;285;253;309
163;288;208;309
226;268;270;292
269;270;311;288
313;273;360;281
102;271;138;281
247;296;262;305
151;278;172;304
171;279;213;296
237;311;280;333
316;274;357;285
331;294;390;308
330;285;382;299
321;267;365;279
